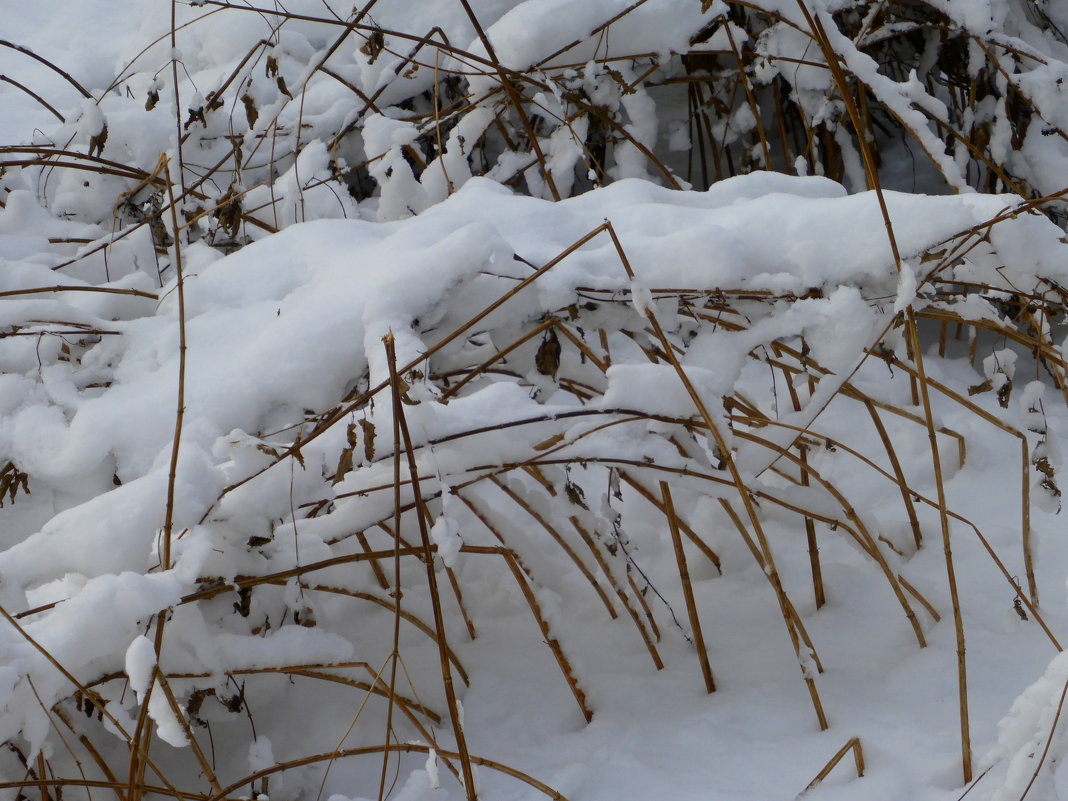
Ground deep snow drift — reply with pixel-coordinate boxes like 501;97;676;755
2;171;1068;800
6;2;1068;801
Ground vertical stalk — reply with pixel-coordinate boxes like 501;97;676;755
865;401;923;550
606;222;827;729
130;152;188;801
661;483;715;693
385;335;478;800
906;310;971;784
161;155;187;572
377;339;405;801
800;446;826;609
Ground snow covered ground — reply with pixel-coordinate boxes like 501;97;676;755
5;2;1068;801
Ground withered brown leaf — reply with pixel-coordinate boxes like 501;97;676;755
241;92;259;129
359;418;376;461
535;327;562;377
361;31;385;64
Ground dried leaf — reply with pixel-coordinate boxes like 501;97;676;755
186;688;216;725
150;216;173;253
388;372;420;405
223;692;245;713
565;480;588;510
266;55;279;77
333;448;354;484
145;88;159;111
255;443;282;459
1013;597;1029;620
536;328;562;377
234;587;252;617
968;380;992;396
88;124;108;158
241;92;259;130
215;185;243;239
0;462;30;507
997;377;1012;408
184;106;206;130
1036;456;1058;480
605;68;637;96
359;418;376;461
361;31;385;64
276;75;292;98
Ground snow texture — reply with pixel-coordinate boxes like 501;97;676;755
5;1;1068;800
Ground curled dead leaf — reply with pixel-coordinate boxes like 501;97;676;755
536;328;562;377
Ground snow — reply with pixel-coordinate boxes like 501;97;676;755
4;165;1066;796
6;1;1068;800
124;635;156;699
147;679;190;748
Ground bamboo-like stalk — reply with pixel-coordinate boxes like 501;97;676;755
385;334;478;800
0;39;92;98
379;333;406;801
287;668;443;731
205;741;572;801
618;471;722;571
403;496;478;640
515;447;1037;654
356;530;391;590
160;154;187;574
661;482;715;693
53;707;128;801
208;223;613;511
898;576;941;623
153;671;224;795
567;513;664;670
520;464;661;660
658;413;1060;652
728;426;927;648
0;606;184;799
884;352;1036;606
1016;676;1068;801
502;550;593;722
864;400;923;550
457;0;560;200
445;566;479;641
906;310;972;784
800;737;865;794
128;152;190;801
716;497;826;676
440;318;555;400
13;7;1068;798
801;445;826;609
0;778;206;801
249;580;470;684
723;21;771;169
773;344;826;609
610;221;831;727
629;572;661;642
490;475;619;618
453;493;598;715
